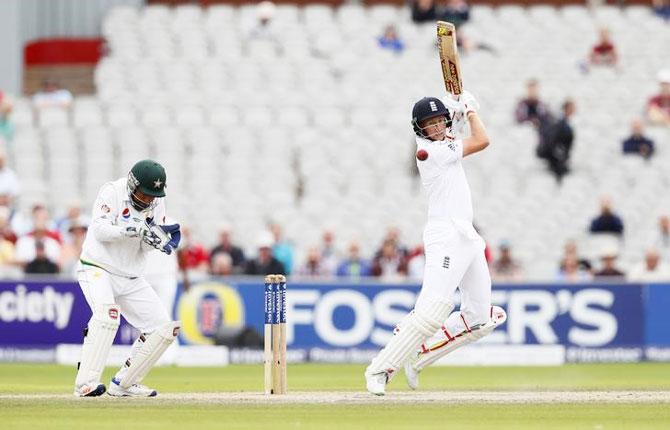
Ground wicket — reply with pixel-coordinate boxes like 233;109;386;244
264;274;287;395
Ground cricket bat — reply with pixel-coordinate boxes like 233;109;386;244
437;21;463;97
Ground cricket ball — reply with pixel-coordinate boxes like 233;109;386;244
416;149;429;161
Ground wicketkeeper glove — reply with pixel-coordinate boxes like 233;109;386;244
142;220;181;255
123;222;150;238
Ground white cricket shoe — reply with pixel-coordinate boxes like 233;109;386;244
74;382;106;397
108;378;157;397
404;359;420;390
365;371;389;396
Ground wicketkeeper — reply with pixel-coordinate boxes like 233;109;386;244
365;92;507;395
73;159;181;397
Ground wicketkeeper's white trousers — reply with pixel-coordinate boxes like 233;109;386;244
77;262;170;334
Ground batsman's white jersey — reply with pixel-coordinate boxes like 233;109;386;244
80;178;166;278
414;135;491;325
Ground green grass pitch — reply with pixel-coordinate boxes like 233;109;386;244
1;363;669;429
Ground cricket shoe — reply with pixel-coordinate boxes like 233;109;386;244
108;378;157;397
365;370;391;396
74;382;106;397
404;356;420;391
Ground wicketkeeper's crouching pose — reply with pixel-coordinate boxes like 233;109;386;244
74;160;181;397
365;92;507;395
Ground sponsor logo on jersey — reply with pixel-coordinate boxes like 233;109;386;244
122;208;130;219
109;308;119;319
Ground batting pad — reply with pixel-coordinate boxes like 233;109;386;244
367;300;453;375
413;306;507;371
75;304;121;387
118;321;180;388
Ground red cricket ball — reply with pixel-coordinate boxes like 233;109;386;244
416;149;429;161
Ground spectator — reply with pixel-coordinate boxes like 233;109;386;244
209;223;245;274
269;222;294;275
0;148;20;203
0;91;15;143
14;214;61;269
371;240;408;281
589;197;624;236
406;245;425;281
244;1;283;56
442;0;470;27
537;99;576;183
411;0;437;23
377;24;405;54
32;79;73;109
296;246;330;277
55;200;90;244
491;240;523;282
593;245;626;280
0;206;15;276
176;226;209;273
24;241;59;275
375;226;408;260
557;254;592;282
515;79;551;126
587;27;618;69
245;231;285;276
59;218;87;277
647;70;670;126
336;241;371;278
653;0;670;21
210;252;234;276
319;229;339;275
31;205;61;243
559;240;592;273
629;248;670;282
0;205;17;244
653;215;670;258
622;119;655;159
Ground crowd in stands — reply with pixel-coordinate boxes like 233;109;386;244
0;168;668;284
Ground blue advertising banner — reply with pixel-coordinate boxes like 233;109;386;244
0;281;139;346
0;279;654;363
175;281;645;350
645;283;670;346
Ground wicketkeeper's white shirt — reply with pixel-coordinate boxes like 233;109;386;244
415;136;477;239
80;178;166;278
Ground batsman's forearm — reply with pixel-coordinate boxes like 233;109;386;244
468;112;490;151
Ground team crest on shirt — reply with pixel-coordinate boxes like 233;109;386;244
122;208;130;219
101;204;110;213
448;143;456;151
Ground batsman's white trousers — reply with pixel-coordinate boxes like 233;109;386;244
77;262;170;334
414;220;491;330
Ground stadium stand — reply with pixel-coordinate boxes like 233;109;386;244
5;3;670;279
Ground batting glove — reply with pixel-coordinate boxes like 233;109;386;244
460;90;480;115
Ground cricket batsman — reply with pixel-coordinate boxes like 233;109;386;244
365;93;507;395
73;159;181;397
